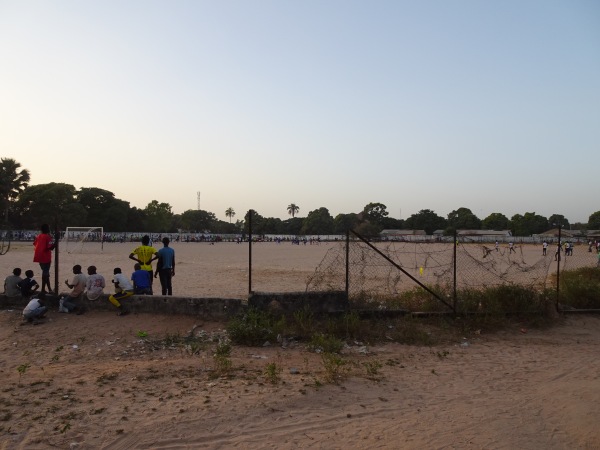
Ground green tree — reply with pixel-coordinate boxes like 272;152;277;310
587;211;600;229
333;213;360;234
180;209;217;232
548;214;569;229
404;209;447;235
381;216;404;230
482;213;510;230
282;217;304;235
0;158;30;225
354;220;381;237
144;200;173;232
300;207;334;235
447;207;481;230
225;207;235;223
287;203;300;218
362;202;389;228
244;210;267;235
510;214;525;236
510;212;548;236
569;222;587;231
211;218;240;234
77;187;130;229
16;183;85;229
126;207;148;232
262;217;283;234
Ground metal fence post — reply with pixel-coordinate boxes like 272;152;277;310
248;209;253;295
453;229;457;313
556;225;561;310
345;230;350;296
54;225;60;295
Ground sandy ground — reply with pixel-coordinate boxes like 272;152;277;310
2;240;595;300
0;240;334;299
1;241;600;449
1;310;599;449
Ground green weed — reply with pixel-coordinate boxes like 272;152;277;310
264;363;282;384
17;364;30;383
227;308;284;346
321;353;349;384
307;333;344;354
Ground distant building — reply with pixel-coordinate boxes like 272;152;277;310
586;230;600;239
380;229;427;239
538;228;577;238
433;230;512;237
457;230;512;237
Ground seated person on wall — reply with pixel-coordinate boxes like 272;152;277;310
17;270;40;298
23;292;48;323
85;265;105;301
4;268;23;298
131;263;153;295
108;267;134;316
59;265;87;314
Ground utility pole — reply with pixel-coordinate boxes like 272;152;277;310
197;191;201;211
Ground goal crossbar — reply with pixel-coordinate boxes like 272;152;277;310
64;227;104;253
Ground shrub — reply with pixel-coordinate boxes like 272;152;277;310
559;267;600;309
321;353;349;384
227;308;285;346
307;333;344;354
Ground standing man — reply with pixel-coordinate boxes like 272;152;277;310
33;224;55;294
542;241;548;256
128;235;157;294
155;237;175;295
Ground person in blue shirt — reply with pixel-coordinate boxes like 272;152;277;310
155;237;175;295
131;263;152;295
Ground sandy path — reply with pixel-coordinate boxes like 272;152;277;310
0;310;599;449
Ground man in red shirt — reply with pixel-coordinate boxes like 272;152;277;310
33;224;55;294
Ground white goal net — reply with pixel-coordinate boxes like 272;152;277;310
64;227;104;254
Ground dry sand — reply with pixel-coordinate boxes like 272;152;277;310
0;240;334;299
1;241;599;449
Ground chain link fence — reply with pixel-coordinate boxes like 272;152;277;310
306;231;599;313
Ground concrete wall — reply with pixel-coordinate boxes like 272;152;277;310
1;291;348;319
248;291;349;315
1;294;242;320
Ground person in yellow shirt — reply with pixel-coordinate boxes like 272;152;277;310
128;235;157;294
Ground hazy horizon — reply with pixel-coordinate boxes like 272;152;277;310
1;1;598;223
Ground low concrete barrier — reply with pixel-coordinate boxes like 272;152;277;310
248;291;349;314
2;290;349;319
1;294;242;320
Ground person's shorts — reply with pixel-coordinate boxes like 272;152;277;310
112;290;134;301
39;263;51;276
134;287;153;295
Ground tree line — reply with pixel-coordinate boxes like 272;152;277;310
1;158;599;236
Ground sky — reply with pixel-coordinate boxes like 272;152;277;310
1;1;599;224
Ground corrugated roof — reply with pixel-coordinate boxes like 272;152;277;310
380;229;427;236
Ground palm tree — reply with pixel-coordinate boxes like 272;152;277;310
0;158;30;224
225;207;235;223
287;203;299;218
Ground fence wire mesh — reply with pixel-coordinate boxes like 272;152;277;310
306;234;599;312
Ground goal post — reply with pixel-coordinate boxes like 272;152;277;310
64;227;104;254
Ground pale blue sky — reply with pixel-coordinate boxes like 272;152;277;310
1;1;598;223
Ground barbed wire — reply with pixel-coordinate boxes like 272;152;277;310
307;240;597;307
